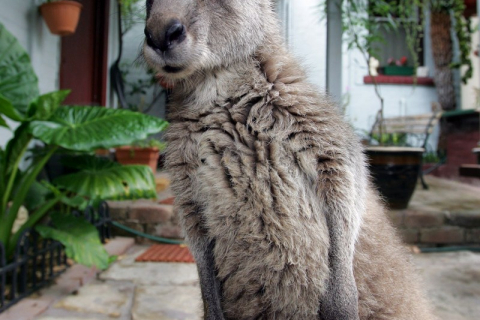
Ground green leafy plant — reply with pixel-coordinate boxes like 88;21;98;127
121;61;165;113
36;212;116;270
321;0;474;133
118;0;145;35
0;23;168;269
370;132;408;147
132;137;167;150
423;151;441;163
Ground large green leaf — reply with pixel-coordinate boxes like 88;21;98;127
0;93;25;121
53;155;157;202
42;181;88;211
24;180;52;212
0;23;39;114
0;148;5;200
36;212;113;270
29;106;169;151
5;123;32;174
0;115;7;128
27;90;70;120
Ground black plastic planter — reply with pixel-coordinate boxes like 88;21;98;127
366;147;424;210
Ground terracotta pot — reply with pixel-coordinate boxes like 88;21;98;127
115;147;160;172
366;146;424;210
473;148;480;164
40;1;83;36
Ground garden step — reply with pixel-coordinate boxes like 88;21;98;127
108;195;184;242
108;200;174;223
459;164;480;178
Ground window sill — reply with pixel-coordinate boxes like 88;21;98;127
363;75;435;86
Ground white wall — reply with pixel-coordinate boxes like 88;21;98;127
0;0;61;147
461;17;480;110
277;0;327;91
120;2;167;122
342;48;438;135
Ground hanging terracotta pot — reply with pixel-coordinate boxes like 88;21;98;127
40;1;83;36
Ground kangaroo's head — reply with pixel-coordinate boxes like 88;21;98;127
143;0;275;81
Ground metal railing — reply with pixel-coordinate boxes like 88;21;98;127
0;202;111;313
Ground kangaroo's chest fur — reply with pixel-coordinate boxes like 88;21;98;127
164;60;364;318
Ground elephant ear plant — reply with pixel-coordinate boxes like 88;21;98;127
0;23;168;269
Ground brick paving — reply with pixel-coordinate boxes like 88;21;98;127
135;244;195;263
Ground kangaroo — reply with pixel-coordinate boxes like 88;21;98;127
143;1;435;319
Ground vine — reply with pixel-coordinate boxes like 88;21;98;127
321;0;475;131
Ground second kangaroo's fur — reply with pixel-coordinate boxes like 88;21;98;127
143;0;436;319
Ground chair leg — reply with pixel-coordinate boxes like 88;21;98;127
420;170;429;190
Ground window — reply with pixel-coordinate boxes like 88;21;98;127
368;0;424;69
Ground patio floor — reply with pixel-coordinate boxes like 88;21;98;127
0;175;479;320
19;246;479;320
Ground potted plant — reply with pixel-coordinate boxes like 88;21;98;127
382;56;415;76
115;138;167;172
333;1;472;209
39;0;83;36
0;22;167;270
366;132;426;209
112;60;169;171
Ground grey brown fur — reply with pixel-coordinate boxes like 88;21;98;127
143;1;436;319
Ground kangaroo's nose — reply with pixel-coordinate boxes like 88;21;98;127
145;20;186;52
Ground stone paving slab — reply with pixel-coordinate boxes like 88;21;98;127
413;251;480;320
53;282;132;317
36;281;135;320
0;298;52;320
100;246;199;287
132;286;201;320
409;176;480;212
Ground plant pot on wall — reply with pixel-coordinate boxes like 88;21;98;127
40;1;83;36
366;146;425;210
115;146;160;172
